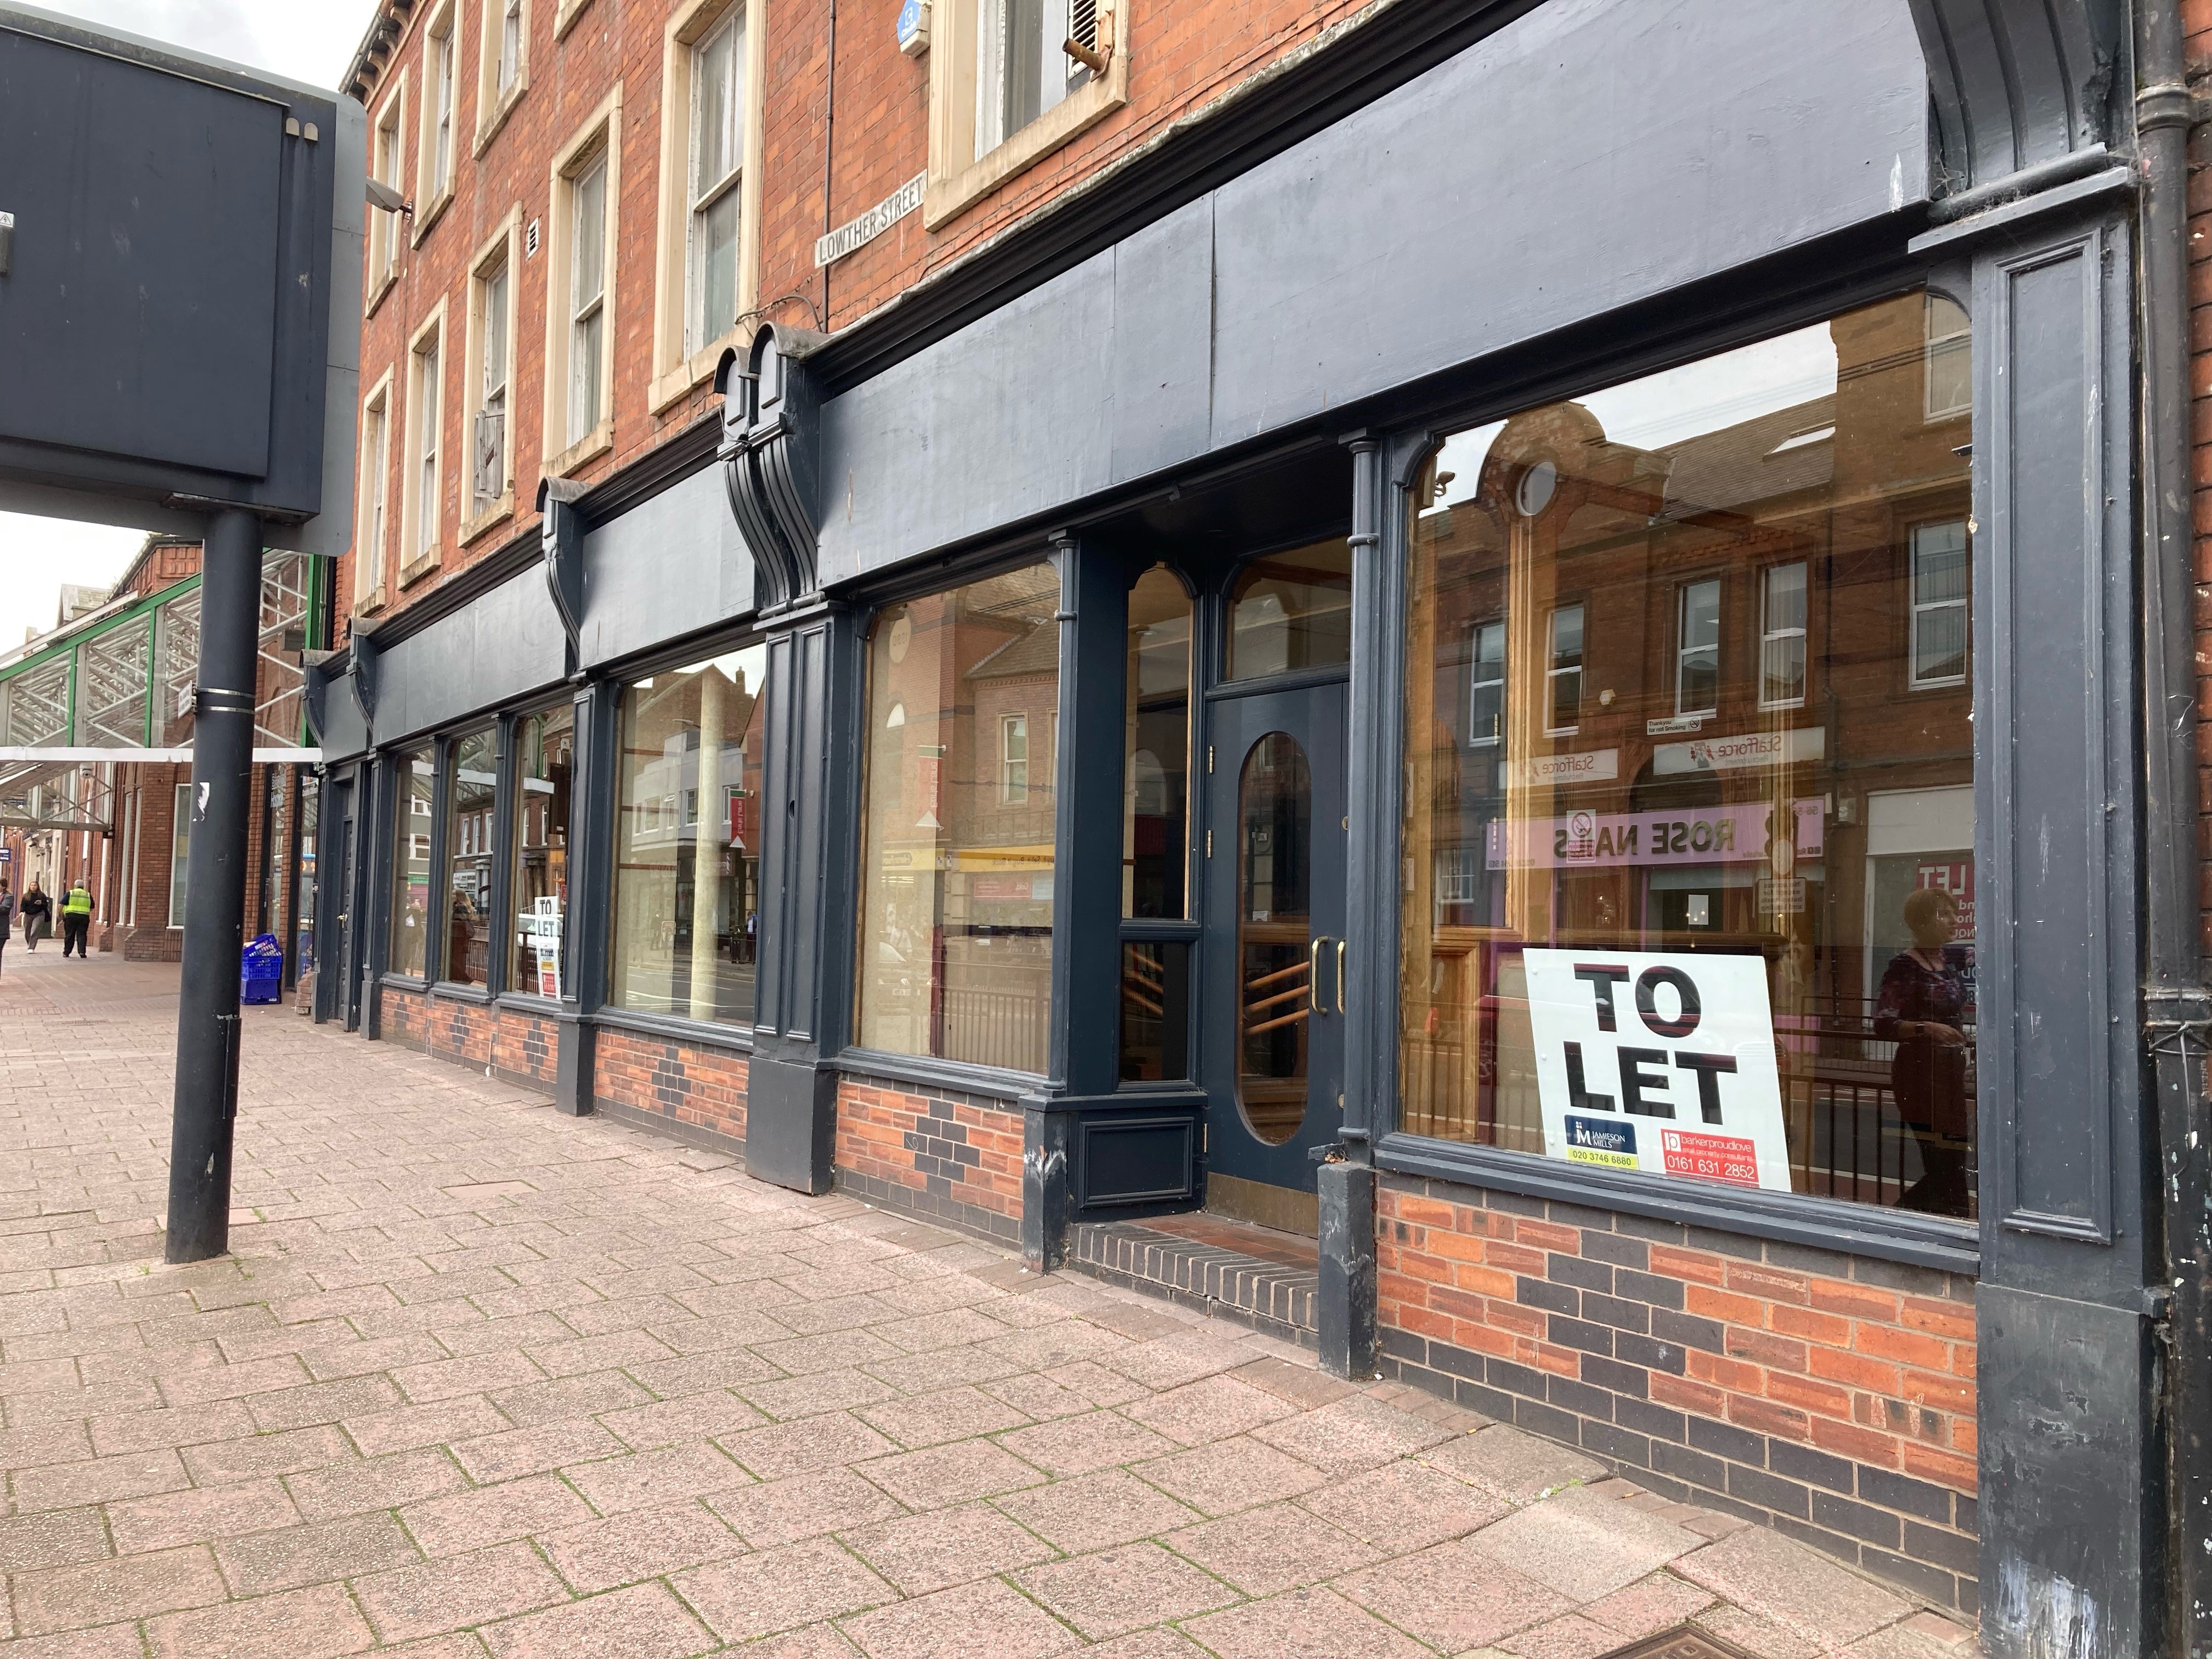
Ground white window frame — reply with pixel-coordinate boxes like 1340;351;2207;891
543;88;624;475
1909;520;1971;689
1001;713;1030;805
686;8;746;358
413;2;458;239
925;0;1128;229
399;301;449;585
1675;578;1722;718
367;75;407;310
353;369;396;610
1544;605;1582;738
1468;618;1505;747
1923;292;1972;421
650;0;766;413
1758;562;1808;712
461;210;522;541
475;0;530;154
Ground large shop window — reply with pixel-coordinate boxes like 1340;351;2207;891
389;746;436;978
859;564;1060;1074
611;646;767;1024
442;729;496;986
510;705;574;998
1402;289;1975;1219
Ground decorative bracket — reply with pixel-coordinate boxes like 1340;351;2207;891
720;323;828;616
539;475;589;665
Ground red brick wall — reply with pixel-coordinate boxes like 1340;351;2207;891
1377;1177;1978;1613
380;985;564;1091
593;1028;749;1143
834;1075;1022;1243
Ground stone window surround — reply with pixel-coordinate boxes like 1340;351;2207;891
412;0;461;244
353;366;396;613
541;84;624;477
365;70;408;317
923;0;1129;230
647;0;769;415
474;0;530;157
460;207;524;546
398;298;450;590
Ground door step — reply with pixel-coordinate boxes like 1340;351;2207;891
1066;1216;1320;1345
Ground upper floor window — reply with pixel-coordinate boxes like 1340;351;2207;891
471;243;512;517
354;375;392;606
1910;520;1969;687
402;302;448;577
1469;619;1505;747
1546;604;1583;735
975;0;1084;155
1000;713;1030;805
688;9;746;355
1760;562;1808;709
568;152;608;447
497;0;524;93
1675;579;1721;716
427;8;456;201
369;86;405;293
1924;294;1971;420
477;0;529;149
413;329;442;556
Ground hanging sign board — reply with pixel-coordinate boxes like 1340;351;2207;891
1523;948;1791;1191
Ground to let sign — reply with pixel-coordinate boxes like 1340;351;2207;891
1523;949;1791;1191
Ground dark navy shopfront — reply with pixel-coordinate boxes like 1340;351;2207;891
305;1;2172;1645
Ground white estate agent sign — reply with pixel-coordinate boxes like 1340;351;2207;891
1522;949;1792;1192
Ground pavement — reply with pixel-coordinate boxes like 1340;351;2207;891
0;945;1983;1657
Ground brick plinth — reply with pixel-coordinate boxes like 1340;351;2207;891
834;1074;1022;1243
593;1027;748;1147
376;986;562;1093
1376;1175;1978;1613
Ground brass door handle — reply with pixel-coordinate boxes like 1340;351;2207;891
1310;938;1325;1012
1337;939;1347;1012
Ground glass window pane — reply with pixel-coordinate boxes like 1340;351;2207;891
169;782;193;927
857;563;1060;1072
1121;940;1190;1081
573;159;606;308
1237;732;1312;1146
611;647;768;1024
693;20;735;191
510;704;574;997
441;729;496;985
388;746;435;978
571;307;603;444
1124;565;1190;918
1401;289;1975;1220
1227;539;1352;680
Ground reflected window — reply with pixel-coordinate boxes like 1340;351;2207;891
1910;521;1969;687
611;647;767;1024
510;704;574;998
1403;289;1974;1220
1125;565;1190;918
857;564;1060;1073
1227;539;1351;680
442;729;496;985
1237;732;1312;1147
388;746;435;978
1676;580;1721;717
1547;605;1583;735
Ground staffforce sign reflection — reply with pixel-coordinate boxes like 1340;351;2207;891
1524;949;1791;1190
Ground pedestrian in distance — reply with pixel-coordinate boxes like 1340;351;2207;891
0;881;13;978
18;881;51;951
59;877;93;959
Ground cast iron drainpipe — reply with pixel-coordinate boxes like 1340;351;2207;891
2136;3;2212;1654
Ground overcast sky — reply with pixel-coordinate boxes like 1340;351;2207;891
0;0;367;651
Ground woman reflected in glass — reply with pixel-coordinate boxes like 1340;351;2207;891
1874;888;1973;1216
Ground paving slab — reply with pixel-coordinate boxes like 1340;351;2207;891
0;951;1978;1659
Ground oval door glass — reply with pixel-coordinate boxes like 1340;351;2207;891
1237;732;1312;1145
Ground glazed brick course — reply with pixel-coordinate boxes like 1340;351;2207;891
1376;1175;1979;1613
593;1028;748;1146
833;1074;1022;1243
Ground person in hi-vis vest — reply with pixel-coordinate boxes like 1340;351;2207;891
59;878;93;960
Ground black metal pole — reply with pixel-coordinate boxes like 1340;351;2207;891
164;507;262;1263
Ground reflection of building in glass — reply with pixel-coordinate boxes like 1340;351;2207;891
611;650;769;1024
859;565;1060;1074
1402;290;1974;1217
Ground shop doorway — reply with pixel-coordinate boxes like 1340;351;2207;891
1201;679;1347;1233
